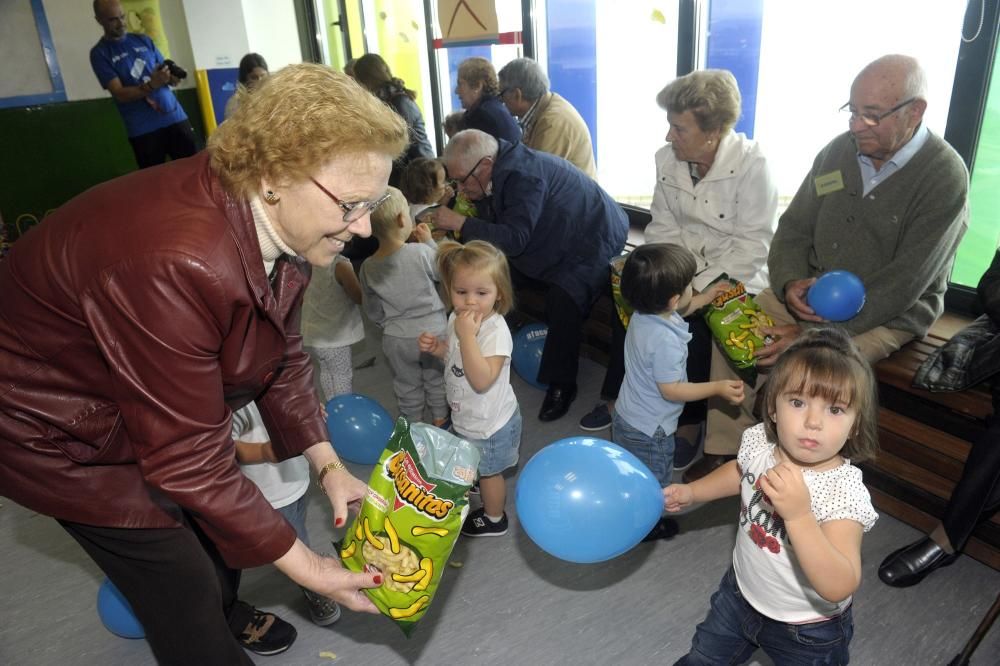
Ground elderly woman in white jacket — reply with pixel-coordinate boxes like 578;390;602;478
580;70;778;481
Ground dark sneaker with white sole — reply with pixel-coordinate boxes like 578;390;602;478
461;508;509;537
672;436;699;471
237;607;297;656
579;403;612;431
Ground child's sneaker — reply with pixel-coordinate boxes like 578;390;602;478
461;507;508;537
302;589;341;627
469;479;480;496
641;517;679;543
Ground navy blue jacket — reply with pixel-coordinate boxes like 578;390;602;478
464;95;522;144
461;140;628;310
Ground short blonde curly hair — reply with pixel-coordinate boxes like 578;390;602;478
656;69;742;133
458;57;500;97
209;63;408;199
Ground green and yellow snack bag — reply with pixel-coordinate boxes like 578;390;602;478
704;277;774;385
610;254;634;328
340;417;479;636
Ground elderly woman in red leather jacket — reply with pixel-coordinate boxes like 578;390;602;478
0;64;407;664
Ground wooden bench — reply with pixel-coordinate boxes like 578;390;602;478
862;313;1000;571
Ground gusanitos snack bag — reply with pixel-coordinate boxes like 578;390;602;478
703;277;774;385
340;417;479;636
610;254;634;328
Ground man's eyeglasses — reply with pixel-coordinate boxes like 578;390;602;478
839;97;916;128
452;156;489;188
310;178;390;223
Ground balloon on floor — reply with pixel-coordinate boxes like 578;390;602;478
97;578;145;639
511;323;548;390
807;270;866;321
515;436;663;563
326;393;395;464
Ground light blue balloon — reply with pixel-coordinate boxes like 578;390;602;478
511;323;548;390
97;578;145;639
325;393;395;464
807;270;866;322
515;437;663;563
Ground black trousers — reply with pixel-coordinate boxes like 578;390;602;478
128;120;199;169
59;514;254;665
511;267;599;389
599;308;713;427
943;399;1000;550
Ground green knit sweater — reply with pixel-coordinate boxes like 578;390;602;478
768;130;969;337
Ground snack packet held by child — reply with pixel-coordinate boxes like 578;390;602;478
340;417;479;636
610;253;634;328
703;277;774;385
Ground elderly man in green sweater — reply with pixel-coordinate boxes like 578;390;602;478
686;53;969;482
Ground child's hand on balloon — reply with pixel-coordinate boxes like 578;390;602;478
663;483;694;512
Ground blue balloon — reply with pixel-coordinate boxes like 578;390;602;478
515;437;663;563
326;393;395;464
511;323;548;390
807;270;866;322
97;578;145;639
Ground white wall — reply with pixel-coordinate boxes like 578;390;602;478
181;0;250;68
44;0;196;102
242;0;302;71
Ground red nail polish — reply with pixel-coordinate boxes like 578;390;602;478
335;518;344;527
373;575;383;585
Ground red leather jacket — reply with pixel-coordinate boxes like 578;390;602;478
0;153;328;568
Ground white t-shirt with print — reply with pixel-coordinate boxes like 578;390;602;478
732;423;878;623
444;312;518;440
232;402;311;509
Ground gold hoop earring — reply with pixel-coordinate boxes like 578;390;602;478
263;190;280;204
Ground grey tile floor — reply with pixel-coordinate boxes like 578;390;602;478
2;332;999;665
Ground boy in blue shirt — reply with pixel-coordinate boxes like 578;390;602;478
91;0;197;168
612;243;744;540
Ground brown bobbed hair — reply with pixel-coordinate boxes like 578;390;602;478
436;240;513;316
400;158;446;205
620;243;697;314
458;57;500;97
209;63;408;199
761;328;879;463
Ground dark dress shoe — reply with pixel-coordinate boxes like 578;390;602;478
538;385;577;422
682;453;735;483
878;537;960;588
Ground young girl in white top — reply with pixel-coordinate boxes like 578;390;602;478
302;254;364;402
665;328;879;665
418;240;521;538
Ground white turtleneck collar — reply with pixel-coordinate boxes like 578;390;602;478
249;196;297;276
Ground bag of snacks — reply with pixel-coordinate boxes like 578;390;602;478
340;417;479;636
610;254;634;328
703;277;774;385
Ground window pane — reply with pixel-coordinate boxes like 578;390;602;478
956;45;1000;288
753;0;966;203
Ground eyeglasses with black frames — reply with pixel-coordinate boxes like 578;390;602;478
309;178;391;223
839;97;916;128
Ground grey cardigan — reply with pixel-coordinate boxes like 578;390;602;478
769;130;968;337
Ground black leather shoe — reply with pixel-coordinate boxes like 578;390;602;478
538;385;577;422
682;453;735;483
878;537;960;588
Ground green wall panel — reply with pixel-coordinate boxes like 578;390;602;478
0;89;204;241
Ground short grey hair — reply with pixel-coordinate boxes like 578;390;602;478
862;54;928;101
497;58;550;102
443;129;499;174
656;69;742;133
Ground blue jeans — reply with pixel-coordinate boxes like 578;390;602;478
676;567;854;666
459;407;522;477
611;412;675;487
278;496;310;548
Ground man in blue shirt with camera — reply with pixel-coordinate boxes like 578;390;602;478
90;0;198;168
